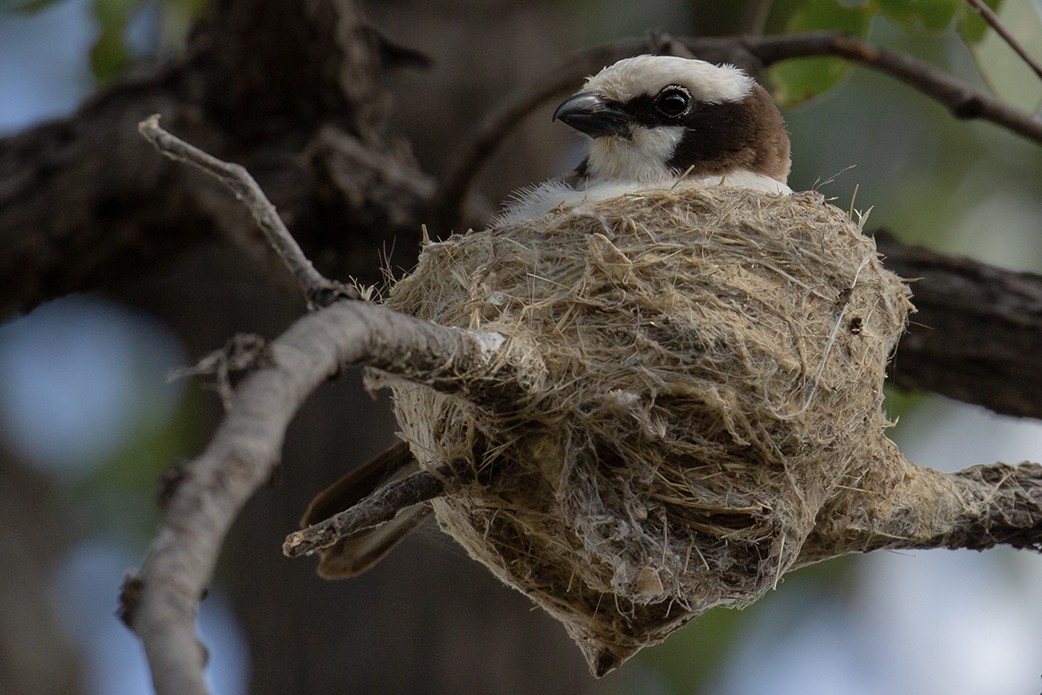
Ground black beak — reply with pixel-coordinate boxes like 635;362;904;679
552;92;630;138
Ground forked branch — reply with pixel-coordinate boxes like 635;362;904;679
138;115;358;308
123;120;543;695
122;297;541;695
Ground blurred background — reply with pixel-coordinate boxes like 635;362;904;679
1;1;1042;693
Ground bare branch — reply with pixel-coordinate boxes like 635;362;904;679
877;231;1042;420
801;461;1042;565
138;115;358;308
284;465;451;557
126;115;550;693
750;32;1042;144
964;0;1042;82
122;300;539;695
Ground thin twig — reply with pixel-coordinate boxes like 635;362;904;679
138;115;358;308
749;32;1042;143
434;31;1042;228
284;464;457;557
964;0;1042;82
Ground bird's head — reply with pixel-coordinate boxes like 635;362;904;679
553;55;791;185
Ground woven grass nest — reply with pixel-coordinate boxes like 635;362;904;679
379;186;912;675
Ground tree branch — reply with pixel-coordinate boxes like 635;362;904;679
964;0;1042;82
121;299;538;695
0;0;427;318
138;115;358;308
801;461;1042;565
122;110;547;690
876;232;1042;419
945;462;1042;551
750;32;1042;143
283;463;453;557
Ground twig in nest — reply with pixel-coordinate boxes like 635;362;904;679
137;115;358;308
283;462;463;557
964;0;1042;82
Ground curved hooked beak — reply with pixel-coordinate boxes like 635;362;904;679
553;93;631;139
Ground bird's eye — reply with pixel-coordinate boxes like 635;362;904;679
654;86;691;118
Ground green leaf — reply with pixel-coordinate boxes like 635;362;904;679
90;24;133;82
956;0;1003;43
876;0;959;32
88;0;141;82
769;0;874;106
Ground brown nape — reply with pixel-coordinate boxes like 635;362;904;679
664;83;791;182
745;83;791;181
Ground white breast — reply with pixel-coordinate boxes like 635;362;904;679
495;171;792;226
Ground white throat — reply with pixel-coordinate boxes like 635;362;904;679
585;126;685;183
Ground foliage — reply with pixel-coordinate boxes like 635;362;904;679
769;0;874;105
767;0;1018;106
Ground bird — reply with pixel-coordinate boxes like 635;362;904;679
301;54;794;579
497;54;791;224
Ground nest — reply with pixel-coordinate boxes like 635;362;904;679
378;186;912;675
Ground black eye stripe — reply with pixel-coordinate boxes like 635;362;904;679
612;88;698;127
